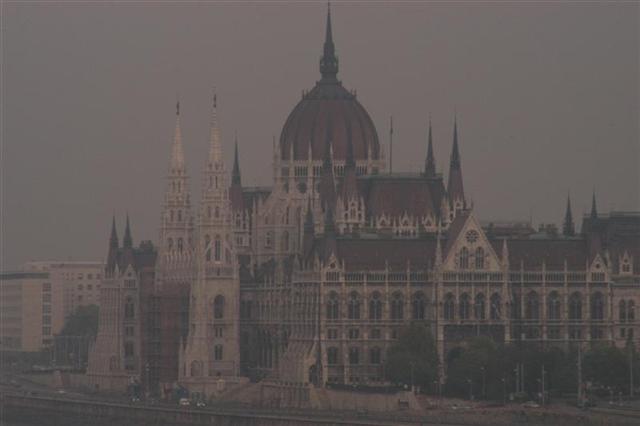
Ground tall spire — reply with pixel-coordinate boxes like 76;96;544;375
590;190;598;220
450;114;460;168
319;2;339;81
123;214;133;248
170;99;186;172
424;116;436;177
447;113;465;209
389;116;394;174
208;90;222;165
109;214;119;250
563;193;575;237
232;133;241;186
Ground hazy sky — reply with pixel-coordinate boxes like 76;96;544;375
2;1;638;269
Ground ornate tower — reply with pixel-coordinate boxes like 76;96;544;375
424;118;436;178
447;115;466;215
157;101;195;286
180;93;240;392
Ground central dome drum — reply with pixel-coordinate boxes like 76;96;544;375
278;7;381;165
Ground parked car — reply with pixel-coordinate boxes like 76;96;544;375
196;400;206;408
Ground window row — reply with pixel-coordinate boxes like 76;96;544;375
326;291;428;321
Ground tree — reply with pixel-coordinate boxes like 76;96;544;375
384;323;439;391
60;304;99;337
583;343;628;392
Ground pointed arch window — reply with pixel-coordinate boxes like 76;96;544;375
390;292;404;320
214;295;225;319
444;293;455;320
474;293;486;320
282;231;290;252
369;292;382;320
214;235;221;261
124;297;135;319
327;292;339;320
348;291;361;320
178;210;182;222
412;291;426;320
525;291;540;320
177;238;183;252
620;299;627;322
475;247;485;269
547;291;561;320
490;293;501;320
190;360;203;377
214;345;223;361
569;292;582;320
590;292;604;320
459;293;470;320
459;247;469;269
167;238;173;251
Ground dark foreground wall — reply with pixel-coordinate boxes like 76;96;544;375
1;394;396;426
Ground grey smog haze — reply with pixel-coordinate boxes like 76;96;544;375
2;1;638;270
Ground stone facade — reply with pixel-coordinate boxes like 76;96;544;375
87;6;640;398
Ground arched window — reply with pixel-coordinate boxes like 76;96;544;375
591;292;604;320
390;292;404;320
190;360;202;377
490;293;501;320
327;292;339;320
214;295;224;319
215;206;220;218
204;235;211;261
178;210;182;222
444;293;455;320
214;235;221;261
281;231;289;252
327;347;339;365
167;237;173;250
124;297;135;319
369;292;382;320
525;291;540;320
547;291;561;320
109;356;117;371
170;210;174;222
369;347;381;365
569;292;582;320
265;231;273;248
475;247;485;269
412;292;426;320
348;292;361;320
474;293;486;320
207;206;212;218
620;299;628;322
459;293;470;320
459;247;469;269
177;238;183;252
628;301;635;321
214;345;223;361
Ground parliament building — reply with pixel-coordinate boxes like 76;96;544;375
86;6;640;401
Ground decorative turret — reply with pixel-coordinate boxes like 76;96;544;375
106;215;119;276
590;190;598;220
563;193;575;237
424;117;436;177
230;135;245;212
319;3;338;82
447;115;465;212
123;214;133;248
158;100;194;269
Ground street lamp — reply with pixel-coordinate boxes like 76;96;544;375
501;377;506;405
467;378;473;401
481;366;486;399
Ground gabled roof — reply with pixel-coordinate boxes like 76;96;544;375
361;174;437;219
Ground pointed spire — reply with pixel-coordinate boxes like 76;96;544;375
232;133;241;186
424;116;436;177
170;99;186;171
447;113;465;209
319;122;336;213
501;238;510;269
319;2;339;81
123;214;133;248
563;193;575;237
450;114;460;168
590;190;598;220
208;89;222;165
109;214;119;249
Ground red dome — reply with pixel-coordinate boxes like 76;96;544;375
279;81;381;162
278;6;380;163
